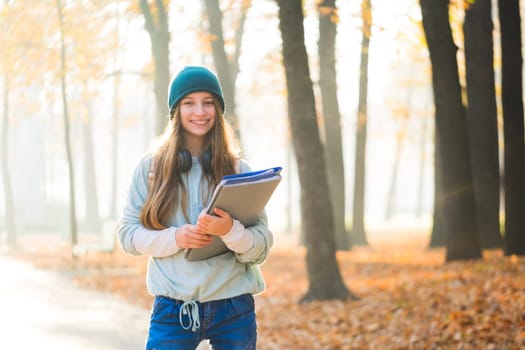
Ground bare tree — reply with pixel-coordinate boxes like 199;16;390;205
56;0;78;246
498;0;525;256
317;0;350;250
139;0;170;135
420;0;481;261
1;75;16;248
351;0;372;246
429;140;446;247
275;0;354;301
385;110;409;221
202;0;243;140
82;101;101;233
464;0;502;249
108;2;131;220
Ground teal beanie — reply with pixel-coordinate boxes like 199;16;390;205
167;66;225;113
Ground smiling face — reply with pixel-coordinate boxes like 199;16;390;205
179;91;217;152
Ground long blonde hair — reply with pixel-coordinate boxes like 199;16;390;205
140;98;240;229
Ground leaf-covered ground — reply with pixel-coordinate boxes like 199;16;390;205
11;231;525;350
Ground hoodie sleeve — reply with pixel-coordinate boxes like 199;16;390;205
116;154;181;257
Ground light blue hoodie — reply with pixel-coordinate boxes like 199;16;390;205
117;153;273;302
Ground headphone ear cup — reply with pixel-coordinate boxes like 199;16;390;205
177;149;193;172
201;149;212;173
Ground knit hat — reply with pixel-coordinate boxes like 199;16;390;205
167;66;225;113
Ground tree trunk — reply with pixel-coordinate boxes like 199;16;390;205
202;0;242;140
429;136;446;247
139;0;170;135
1;75;16;248
385;122;407;220
83;102;100;233
109;2;124;220
415;112;429;218
386;74;413;221
275;0;353;301
317;0;350;250
498;0;525;256
109;72;120;219
464;0;502;249
420;0;481;261
351;0;371;246
57;0;78;247
231;0;250;81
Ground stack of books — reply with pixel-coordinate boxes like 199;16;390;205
184;166;282;261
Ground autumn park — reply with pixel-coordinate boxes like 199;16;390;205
1;0;525;349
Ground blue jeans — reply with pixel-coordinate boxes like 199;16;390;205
145;294;257;350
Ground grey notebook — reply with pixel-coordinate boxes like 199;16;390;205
184;167;282;261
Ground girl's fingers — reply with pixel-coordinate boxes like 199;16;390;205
213;208;229;218
191;233;212;243
176;226;212;248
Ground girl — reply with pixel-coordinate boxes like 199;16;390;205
117;66;273;350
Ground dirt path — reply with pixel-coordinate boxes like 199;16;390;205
0;255;150;350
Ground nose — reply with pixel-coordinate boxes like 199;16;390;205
194;102;206;115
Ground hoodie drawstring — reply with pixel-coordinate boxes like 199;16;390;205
179;300;200;332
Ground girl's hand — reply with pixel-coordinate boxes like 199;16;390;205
196;208;233;236
174;224;213;248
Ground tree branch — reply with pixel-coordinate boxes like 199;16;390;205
139;0;157;37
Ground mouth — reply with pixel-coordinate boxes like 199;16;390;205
190;119;210;126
